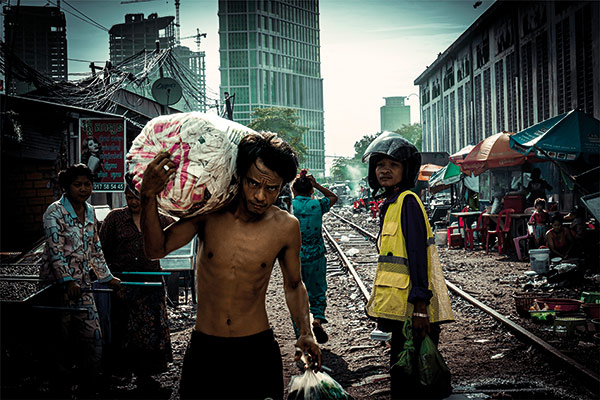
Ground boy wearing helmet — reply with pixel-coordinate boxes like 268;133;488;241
362;132;454;399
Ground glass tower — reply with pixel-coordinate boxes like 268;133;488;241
218;0;325;175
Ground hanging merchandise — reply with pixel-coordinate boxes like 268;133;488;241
126;112;257;218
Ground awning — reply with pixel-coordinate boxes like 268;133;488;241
461;132;544;176
509;110;600;161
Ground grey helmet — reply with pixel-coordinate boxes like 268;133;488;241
361;131;421;194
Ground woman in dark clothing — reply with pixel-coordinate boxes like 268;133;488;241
99;186;174;393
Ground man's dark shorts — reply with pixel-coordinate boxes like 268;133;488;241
179;329;283;399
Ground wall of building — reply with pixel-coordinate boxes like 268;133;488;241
417;1;599;156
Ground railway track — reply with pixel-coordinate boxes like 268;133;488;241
323;209;599;398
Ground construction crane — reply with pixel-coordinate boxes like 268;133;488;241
180;29;207;52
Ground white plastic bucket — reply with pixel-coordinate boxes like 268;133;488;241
435;230;447;247
529;248;550;273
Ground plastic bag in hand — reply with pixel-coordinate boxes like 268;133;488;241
287;369;352;400
126;112;257;218
417;334;452;396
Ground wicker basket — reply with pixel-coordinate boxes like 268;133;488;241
512;292;549;317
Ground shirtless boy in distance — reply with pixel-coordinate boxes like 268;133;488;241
140;132;321;399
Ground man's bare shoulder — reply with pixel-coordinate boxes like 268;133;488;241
269;206;299;232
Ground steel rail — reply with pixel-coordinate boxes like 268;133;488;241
328;211;600;391
322;226;370;301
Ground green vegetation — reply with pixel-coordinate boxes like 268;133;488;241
330;124;422;181
248;107;309;164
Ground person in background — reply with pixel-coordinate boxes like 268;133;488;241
545;213;574;259
291;169;338;343
81;136;104;180
274;182;293;212
99;183;174;396
526;168;552;207
362;132;454;399
141;133;321;400
40;164;120;396
528;198;550;248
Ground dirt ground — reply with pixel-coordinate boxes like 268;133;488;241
2;207;598;399
150;208;599;400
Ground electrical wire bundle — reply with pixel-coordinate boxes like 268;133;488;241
1;40;221;119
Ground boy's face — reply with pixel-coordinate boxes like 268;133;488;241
375;157;404;188
241;158;283;215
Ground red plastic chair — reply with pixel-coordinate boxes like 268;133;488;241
486;208;515;254
464;212;487;250
447;206;468;248
513;207;535;260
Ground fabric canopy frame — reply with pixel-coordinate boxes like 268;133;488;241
509;110;600;161
418;163;444;181
460;131;544;177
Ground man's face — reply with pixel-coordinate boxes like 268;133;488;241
375;157;404;188
241;158;283;215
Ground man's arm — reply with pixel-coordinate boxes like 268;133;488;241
140;152;199;259
277;216;322;370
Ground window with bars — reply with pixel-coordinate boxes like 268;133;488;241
474;74;482;142
495;60;505;132
443;95;449;151
483;68;492;136
465;81;473;145
535;31;550;122
449;91;456;153
521;41;534;128
505;52;518;132
432;103;438;151
555;18;571;114
575;5;594;115
458;86;465;149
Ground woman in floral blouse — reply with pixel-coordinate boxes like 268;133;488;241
40;164;120;396
99;184;174;393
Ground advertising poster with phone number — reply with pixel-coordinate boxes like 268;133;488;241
79;118;126;192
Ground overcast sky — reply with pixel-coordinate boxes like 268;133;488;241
4;0;492;165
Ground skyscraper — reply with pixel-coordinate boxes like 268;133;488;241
380;96;410;132
3;5;67;94
218;0;325;175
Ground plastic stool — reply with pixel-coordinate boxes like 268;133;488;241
513;234;529;260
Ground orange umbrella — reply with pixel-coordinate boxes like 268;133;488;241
418;163;443;181
449;145;474;165
461;132;543;176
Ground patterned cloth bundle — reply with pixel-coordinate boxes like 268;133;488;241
127;112;257;218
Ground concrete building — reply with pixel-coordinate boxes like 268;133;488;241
218;0;325;175
414;0;599;205
414;1;599;156
2;5;67;94
380;96;410;132
109;13;206;111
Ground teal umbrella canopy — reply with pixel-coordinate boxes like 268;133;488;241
510;110;600;161
429;162;461;187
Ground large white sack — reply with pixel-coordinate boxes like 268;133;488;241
126;112;257;218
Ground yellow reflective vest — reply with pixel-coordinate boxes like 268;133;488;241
366;190;454;323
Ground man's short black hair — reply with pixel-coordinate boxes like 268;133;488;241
58;164;93;190
237;132;298;184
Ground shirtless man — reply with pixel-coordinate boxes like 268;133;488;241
140;132;321;399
